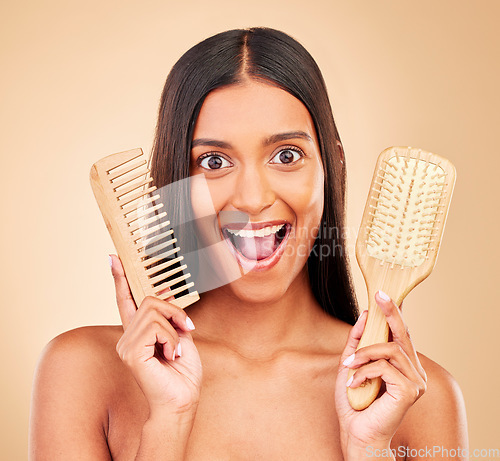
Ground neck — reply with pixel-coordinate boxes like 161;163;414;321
187;268;328;360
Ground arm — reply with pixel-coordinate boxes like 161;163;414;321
29;324;200;461
111;254;202;460
134;411;197;460
29;329;113;460
29;254;202;460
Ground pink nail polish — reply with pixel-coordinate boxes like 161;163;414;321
343;353;355;366
356;310;368;323
186;316;195;330
378;290;391;302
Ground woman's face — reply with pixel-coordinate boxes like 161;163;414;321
189;79;324;303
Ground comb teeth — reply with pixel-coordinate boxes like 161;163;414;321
90;149;199;307
366;152;447;268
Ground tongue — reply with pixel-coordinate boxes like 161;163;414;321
236;235;276;260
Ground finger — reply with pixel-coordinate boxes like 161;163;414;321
132;312;181;362
117;315;179;365
169;330;202;371
348;359;425;404
339;310;368;365
117;295;196;365
375;291;426;379
375;291;408;343
156;325;180;363
110;254;137;330
157;286;176;303
137;296;196;334
344;341;422;384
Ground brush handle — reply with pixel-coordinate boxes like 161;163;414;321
346;295;390;410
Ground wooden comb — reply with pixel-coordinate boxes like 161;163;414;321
347;146;456;410
90;148;200;309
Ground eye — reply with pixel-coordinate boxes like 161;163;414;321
198;153;232;170
269;146;304;165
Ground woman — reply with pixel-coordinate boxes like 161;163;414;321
29;28;468;460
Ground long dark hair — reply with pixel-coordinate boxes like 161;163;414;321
150;27;358;325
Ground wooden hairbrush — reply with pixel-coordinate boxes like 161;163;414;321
347;146;456;410
90;148;199;309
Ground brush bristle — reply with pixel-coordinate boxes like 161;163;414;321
366;155;447;268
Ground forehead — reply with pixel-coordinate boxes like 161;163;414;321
193;80;318;142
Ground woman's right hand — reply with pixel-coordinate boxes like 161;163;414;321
110;254;202;417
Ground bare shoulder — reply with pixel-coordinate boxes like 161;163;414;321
42;324;123;356
30;326;125;459
398;352;468;451
413;352;467;421
33;325;126;410
36;325;123;384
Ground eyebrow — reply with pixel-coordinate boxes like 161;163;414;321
191;130;314;150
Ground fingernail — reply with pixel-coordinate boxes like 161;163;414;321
177;342;182;357
109;255;113;268
378;290;391;302
186;316;195;331
171;350;176;361
343;353;355;366
346;375;354;387
356;310;368;323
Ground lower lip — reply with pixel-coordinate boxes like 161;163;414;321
222;225;291;272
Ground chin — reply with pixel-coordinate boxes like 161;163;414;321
224;275;291;305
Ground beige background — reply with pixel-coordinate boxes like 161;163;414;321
1;0;498;459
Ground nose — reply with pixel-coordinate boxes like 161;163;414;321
230;165;275;216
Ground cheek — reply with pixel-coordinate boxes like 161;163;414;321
190;175;214;218
191;174;233;216
281;166;324;225
189;175;221;245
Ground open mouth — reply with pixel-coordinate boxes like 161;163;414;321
222;223;291;262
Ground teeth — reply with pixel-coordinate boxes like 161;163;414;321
226;224;285;238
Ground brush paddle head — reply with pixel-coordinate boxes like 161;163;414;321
356;146;456;303
347;146;456;411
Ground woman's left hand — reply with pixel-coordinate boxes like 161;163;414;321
335;291;428;459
